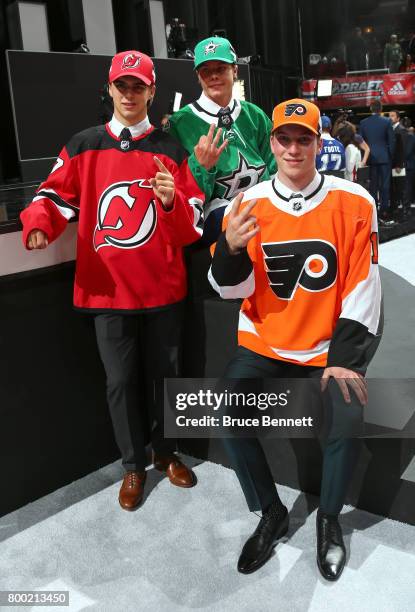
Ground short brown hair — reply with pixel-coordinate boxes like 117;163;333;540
370;99;382;113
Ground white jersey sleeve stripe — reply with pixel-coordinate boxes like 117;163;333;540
208;266;255;299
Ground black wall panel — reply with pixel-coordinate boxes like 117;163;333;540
6;51;250;181
0;264;118;517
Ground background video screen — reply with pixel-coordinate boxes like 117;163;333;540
7;50;250;162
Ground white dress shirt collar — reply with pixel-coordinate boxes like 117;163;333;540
109;115;151;138
197;91;236;114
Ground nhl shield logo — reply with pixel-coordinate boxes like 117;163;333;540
289;193;305;211
120;140;130;151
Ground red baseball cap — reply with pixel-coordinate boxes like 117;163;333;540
109;50;156;85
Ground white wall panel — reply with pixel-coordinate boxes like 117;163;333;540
82;0;116;55
19;2;50;52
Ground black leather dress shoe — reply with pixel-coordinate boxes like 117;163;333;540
238;504;289;574
316;511;346;581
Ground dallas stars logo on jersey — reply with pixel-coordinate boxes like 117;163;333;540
216;152;266;199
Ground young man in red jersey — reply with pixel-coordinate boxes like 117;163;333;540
21;50;208;510
209;99;382;580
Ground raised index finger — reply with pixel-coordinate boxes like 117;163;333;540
206;123;216;143
229;192;245;218
153;156;171;175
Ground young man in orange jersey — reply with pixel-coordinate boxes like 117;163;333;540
209;99;382;580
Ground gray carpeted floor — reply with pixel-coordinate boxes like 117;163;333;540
1;458;414;612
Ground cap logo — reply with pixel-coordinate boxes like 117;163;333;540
204;41;220;55
285;103;307;117
122;53;140;69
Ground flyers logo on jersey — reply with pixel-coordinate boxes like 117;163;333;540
122;53;140;69
262;239;337;300
93;180;156;251
284;103;307;117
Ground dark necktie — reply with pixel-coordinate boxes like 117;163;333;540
120;127;132;150
217;106;233;129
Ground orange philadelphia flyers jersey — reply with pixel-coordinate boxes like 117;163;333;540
209;173;382;372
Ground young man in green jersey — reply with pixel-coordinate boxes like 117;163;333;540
166;36;277;243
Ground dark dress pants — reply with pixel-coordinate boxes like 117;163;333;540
369;163;391;214
390;175;405;214
94;302;183;472
405;168;415;207
222;347;362;515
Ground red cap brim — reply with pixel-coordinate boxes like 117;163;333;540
109;70;152;86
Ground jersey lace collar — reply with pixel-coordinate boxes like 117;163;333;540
272;172;324;202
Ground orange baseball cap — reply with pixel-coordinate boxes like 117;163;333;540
272;98;321;136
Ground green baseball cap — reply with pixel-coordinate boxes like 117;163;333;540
194;37;237;69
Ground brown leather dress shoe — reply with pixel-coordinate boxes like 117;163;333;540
118;471;146;511
153;454;196;488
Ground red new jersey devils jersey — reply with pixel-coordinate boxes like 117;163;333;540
21;124;204;312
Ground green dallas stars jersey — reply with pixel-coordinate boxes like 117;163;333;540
166;93;277;242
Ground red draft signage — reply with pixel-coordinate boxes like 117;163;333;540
301;73;415;109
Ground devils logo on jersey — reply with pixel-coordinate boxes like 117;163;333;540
262;239;337;300
122;53;140;69
93;179;156;251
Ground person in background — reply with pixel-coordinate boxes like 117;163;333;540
332;115;370;166
367;33;383;70
384;34;403;73
403;53;415;72
337;124;361;182
166;36;276;244
353;129;370;167
347;27;368;71
316;115;345;177
402;117;415;218
20;50;204;512
359;99;395;224
389;109;408;220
